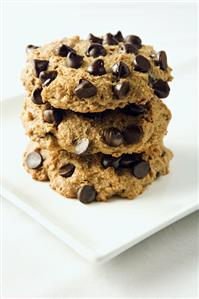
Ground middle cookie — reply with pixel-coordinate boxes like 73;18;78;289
22;97;171;156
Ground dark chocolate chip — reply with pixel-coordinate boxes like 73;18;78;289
57;44;75;57
123;125;143;144
104;33;119;45
152;79;170;98
102;153;143;170
31;88;43;105
103;128;123;147
86;43;107;58
112;62;131;78
119;154;134;168
33;59;49;77
120;43;138;54
75;138;90;155
101;155;121;170
111;157;122;170
26;44;39;53
75;79;97;99
123;103;146;116
67;52;83;68
134;55;150;72
39;70;57;86
59;163;75;178
125;35;142;49
26;151;43;169
132;160;150;179
43;108;63;124
120;153;142;168
113;81;130;99
155;51;168;70
88;33;103;44
114;31;124;42
101;155;115;169
77;185;96;204
87;59;106;76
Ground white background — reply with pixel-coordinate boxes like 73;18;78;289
2;1;199;298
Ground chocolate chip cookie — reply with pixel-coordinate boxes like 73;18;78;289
22;32;172;113
21;97;171;156
23;141;173;202
21;31;173;203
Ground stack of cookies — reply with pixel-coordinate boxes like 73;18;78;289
21;31;173;203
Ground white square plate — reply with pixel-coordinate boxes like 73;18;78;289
2;79;198;262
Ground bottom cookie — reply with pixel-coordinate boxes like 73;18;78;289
23;142;173;203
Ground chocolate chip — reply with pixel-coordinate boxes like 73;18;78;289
31;88;43;105
26;151;43;169
87;59;106;76
26;44;39;53
75;138;89;155
104;33;119;45
59;163;75;178
101;155;115;168
33;59;49;77
75;79;97;99
134;55;150;73
43;108;63;124
67;52;83;68
155;51;168;70
43;109;54;123
57;44;75;57
39;70;57;86
125;35;142;49
103;128;123;147
101;153;143;170
77;185;96;204
86;43;107;58
111;157;122;170
132;160;150;179
152;79;170;98
120;153;142;168
88;33;103;44
114;31;124;42
101;155;121;170
123;103;146;116
120;43;138;54
119;155;134;168
112;62;131;78
123;125;143;144
113;81;130;99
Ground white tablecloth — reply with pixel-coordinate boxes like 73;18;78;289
2;1;198;297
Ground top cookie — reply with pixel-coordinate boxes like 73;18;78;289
22;32;173;113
